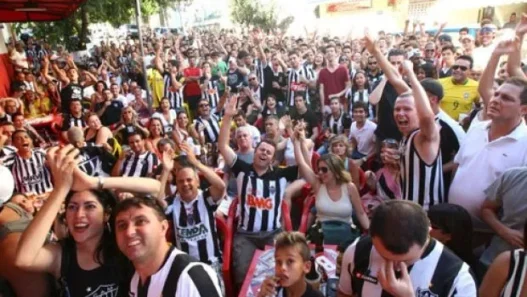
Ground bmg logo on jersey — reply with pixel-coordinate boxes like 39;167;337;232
416;288;438;297
247;194;273;210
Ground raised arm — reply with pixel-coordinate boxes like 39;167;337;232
157;150;173;208
218;95;238;166
180;142;225;200
15;146;77;276
479;41;513;107
369;77;388;105
363;31;410;95
403;60;438;142
293;126;319;188
507;14;527;79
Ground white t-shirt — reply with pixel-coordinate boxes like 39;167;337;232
472;43;496;71
349;120;377;156
152;110;178;133
449;121;527;231
10;50;28;69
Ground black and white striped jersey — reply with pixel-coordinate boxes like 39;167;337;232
0;146;17;168
286;66;316;107
163;72;185;110
230;157;298;232
120;151;159;177
61;113;86;132
194;114;221;144
339;236;477;297
77;146;116;177
167;189;221;265
501;249;527;297
200;76;221;110
254;58;266;88
400;129;444;210
129;247;222;297
11;149;53;196
325;112;352;135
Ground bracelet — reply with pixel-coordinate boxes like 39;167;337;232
97;176;105;190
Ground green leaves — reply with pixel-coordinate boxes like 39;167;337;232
230;0;294;33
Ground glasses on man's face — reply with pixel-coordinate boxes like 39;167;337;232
199;104;209;108
368;62;377;65
452;65;468;71
317;166;329;174
425;49;435;53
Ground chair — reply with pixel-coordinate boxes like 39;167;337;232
299;195;316;234
222;197;293;297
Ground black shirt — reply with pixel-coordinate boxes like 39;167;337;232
226;68;246;90
277;283;324;297
60;83;83;114
95;100;124;126
374;82;402;142
78;145;116;177
61;113;86;132
291;109;319;138
263;65;287;104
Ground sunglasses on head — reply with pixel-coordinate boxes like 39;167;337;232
318;166;329;173
452;65;468;71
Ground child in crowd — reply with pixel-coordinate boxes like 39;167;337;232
258;232;324;297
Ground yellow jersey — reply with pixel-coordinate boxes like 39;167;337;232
147;68;164;109
439;77;479;121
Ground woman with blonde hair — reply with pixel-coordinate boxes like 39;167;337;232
145;117;165;158
329;135;361;191
294;127;369;244
113;106;149;145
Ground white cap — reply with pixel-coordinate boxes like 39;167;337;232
0;165;14;206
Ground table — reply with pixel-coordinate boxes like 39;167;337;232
239;245;338;297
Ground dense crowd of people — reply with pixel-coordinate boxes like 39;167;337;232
0;11;526;297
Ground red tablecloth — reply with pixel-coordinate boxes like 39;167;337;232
239;245;338;297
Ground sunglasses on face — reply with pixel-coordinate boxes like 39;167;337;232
368;62;377;65
199;104;209;108
452;65;468;71
425;49;435;52
318;166;329;174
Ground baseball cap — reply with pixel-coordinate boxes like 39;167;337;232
420;78;444;100
0;165;14;207
438;34;452;43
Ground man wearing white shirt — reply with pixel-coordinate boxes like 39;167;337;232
110;83;130;107
349;101;377;162
449;77;527;232
234;111;261;148
472;25;497;71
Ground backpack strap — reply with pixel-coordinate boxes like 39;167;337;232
350;236;373;295
162;252;197;297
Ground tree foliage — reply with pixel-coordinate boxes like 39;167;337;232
14;0;187;51
231;0;294;33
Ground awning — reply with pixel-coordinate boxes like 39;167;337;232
0;0;87;22
435;0;527;10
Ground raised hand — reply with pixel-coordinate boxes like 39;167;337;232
162;148;174;172
493;37;520;56
46;145;79;191
179;142;199;165
516;13;527;35
224;94;238;117
401;60;414;76
363;29;377;53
